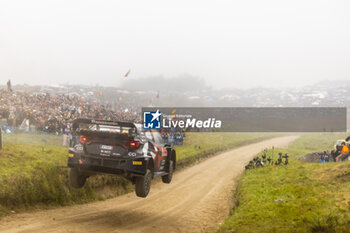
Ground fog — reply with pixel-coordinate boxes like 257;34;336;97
0;0;349;89
121;75;208;92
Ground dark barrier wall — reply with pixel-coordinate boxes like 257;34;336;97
142;107;347;132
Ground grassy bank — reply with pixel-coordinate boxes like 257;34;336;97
217;133;350;233
0;132;275;217
176;133;279;168
3;132;64;146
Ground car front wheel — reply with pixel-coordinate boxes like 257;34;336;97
135;169;152;198
162;160;174;184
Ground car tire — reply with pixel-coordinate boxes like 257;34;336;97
69;167;86;188
135;169;152;198
162;160;174;184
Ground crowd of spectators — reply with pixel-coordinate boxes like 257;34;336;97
0;89;141;134
161;128;185;145
0;87;186;147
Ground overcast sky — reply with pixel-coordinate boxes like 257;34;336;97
0;0;349;89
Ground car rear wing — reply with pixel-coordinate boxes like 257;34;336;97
71;118;137;138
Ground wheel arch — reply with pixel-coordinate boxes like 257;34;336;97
147;158;155;176
170;149;176;170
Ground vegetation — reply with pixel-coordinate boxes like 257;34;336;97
3;132;64;146
217;133;350;233
0;132;275;217
176;133;278;168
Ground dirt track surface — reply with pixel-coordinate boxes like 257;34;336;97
0;136;298;233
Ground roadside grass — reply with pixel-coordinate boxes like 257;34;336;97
175;133;279;168
0;132;276;217
217;133;350;233
3;132;64;147
0;142;131;217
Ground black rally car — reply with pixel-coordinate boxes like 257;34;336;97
67;118;176;197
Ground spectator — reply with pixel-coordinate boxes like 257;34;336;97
336;142;350;162
7;80;12;92
0;89;142;134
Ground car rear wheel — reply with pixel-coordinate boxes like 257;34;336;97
135;169;152;198
162;160;174;184
69;168;86;188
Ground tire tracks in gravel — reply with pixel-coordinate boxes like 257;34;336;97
0;135;298;233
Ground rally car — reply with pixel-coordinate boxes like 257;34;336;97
67;118;176;197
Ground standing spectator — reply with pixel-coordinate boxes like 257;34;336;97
7;80;12;92
336;142;350;162
62;124;70;146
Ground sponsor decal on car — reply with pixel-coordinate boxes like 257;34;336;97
128;152;137;157
100;145;113;156
100;145;113;150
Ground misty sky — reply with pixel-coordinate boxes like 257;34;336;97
0;0;349;89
